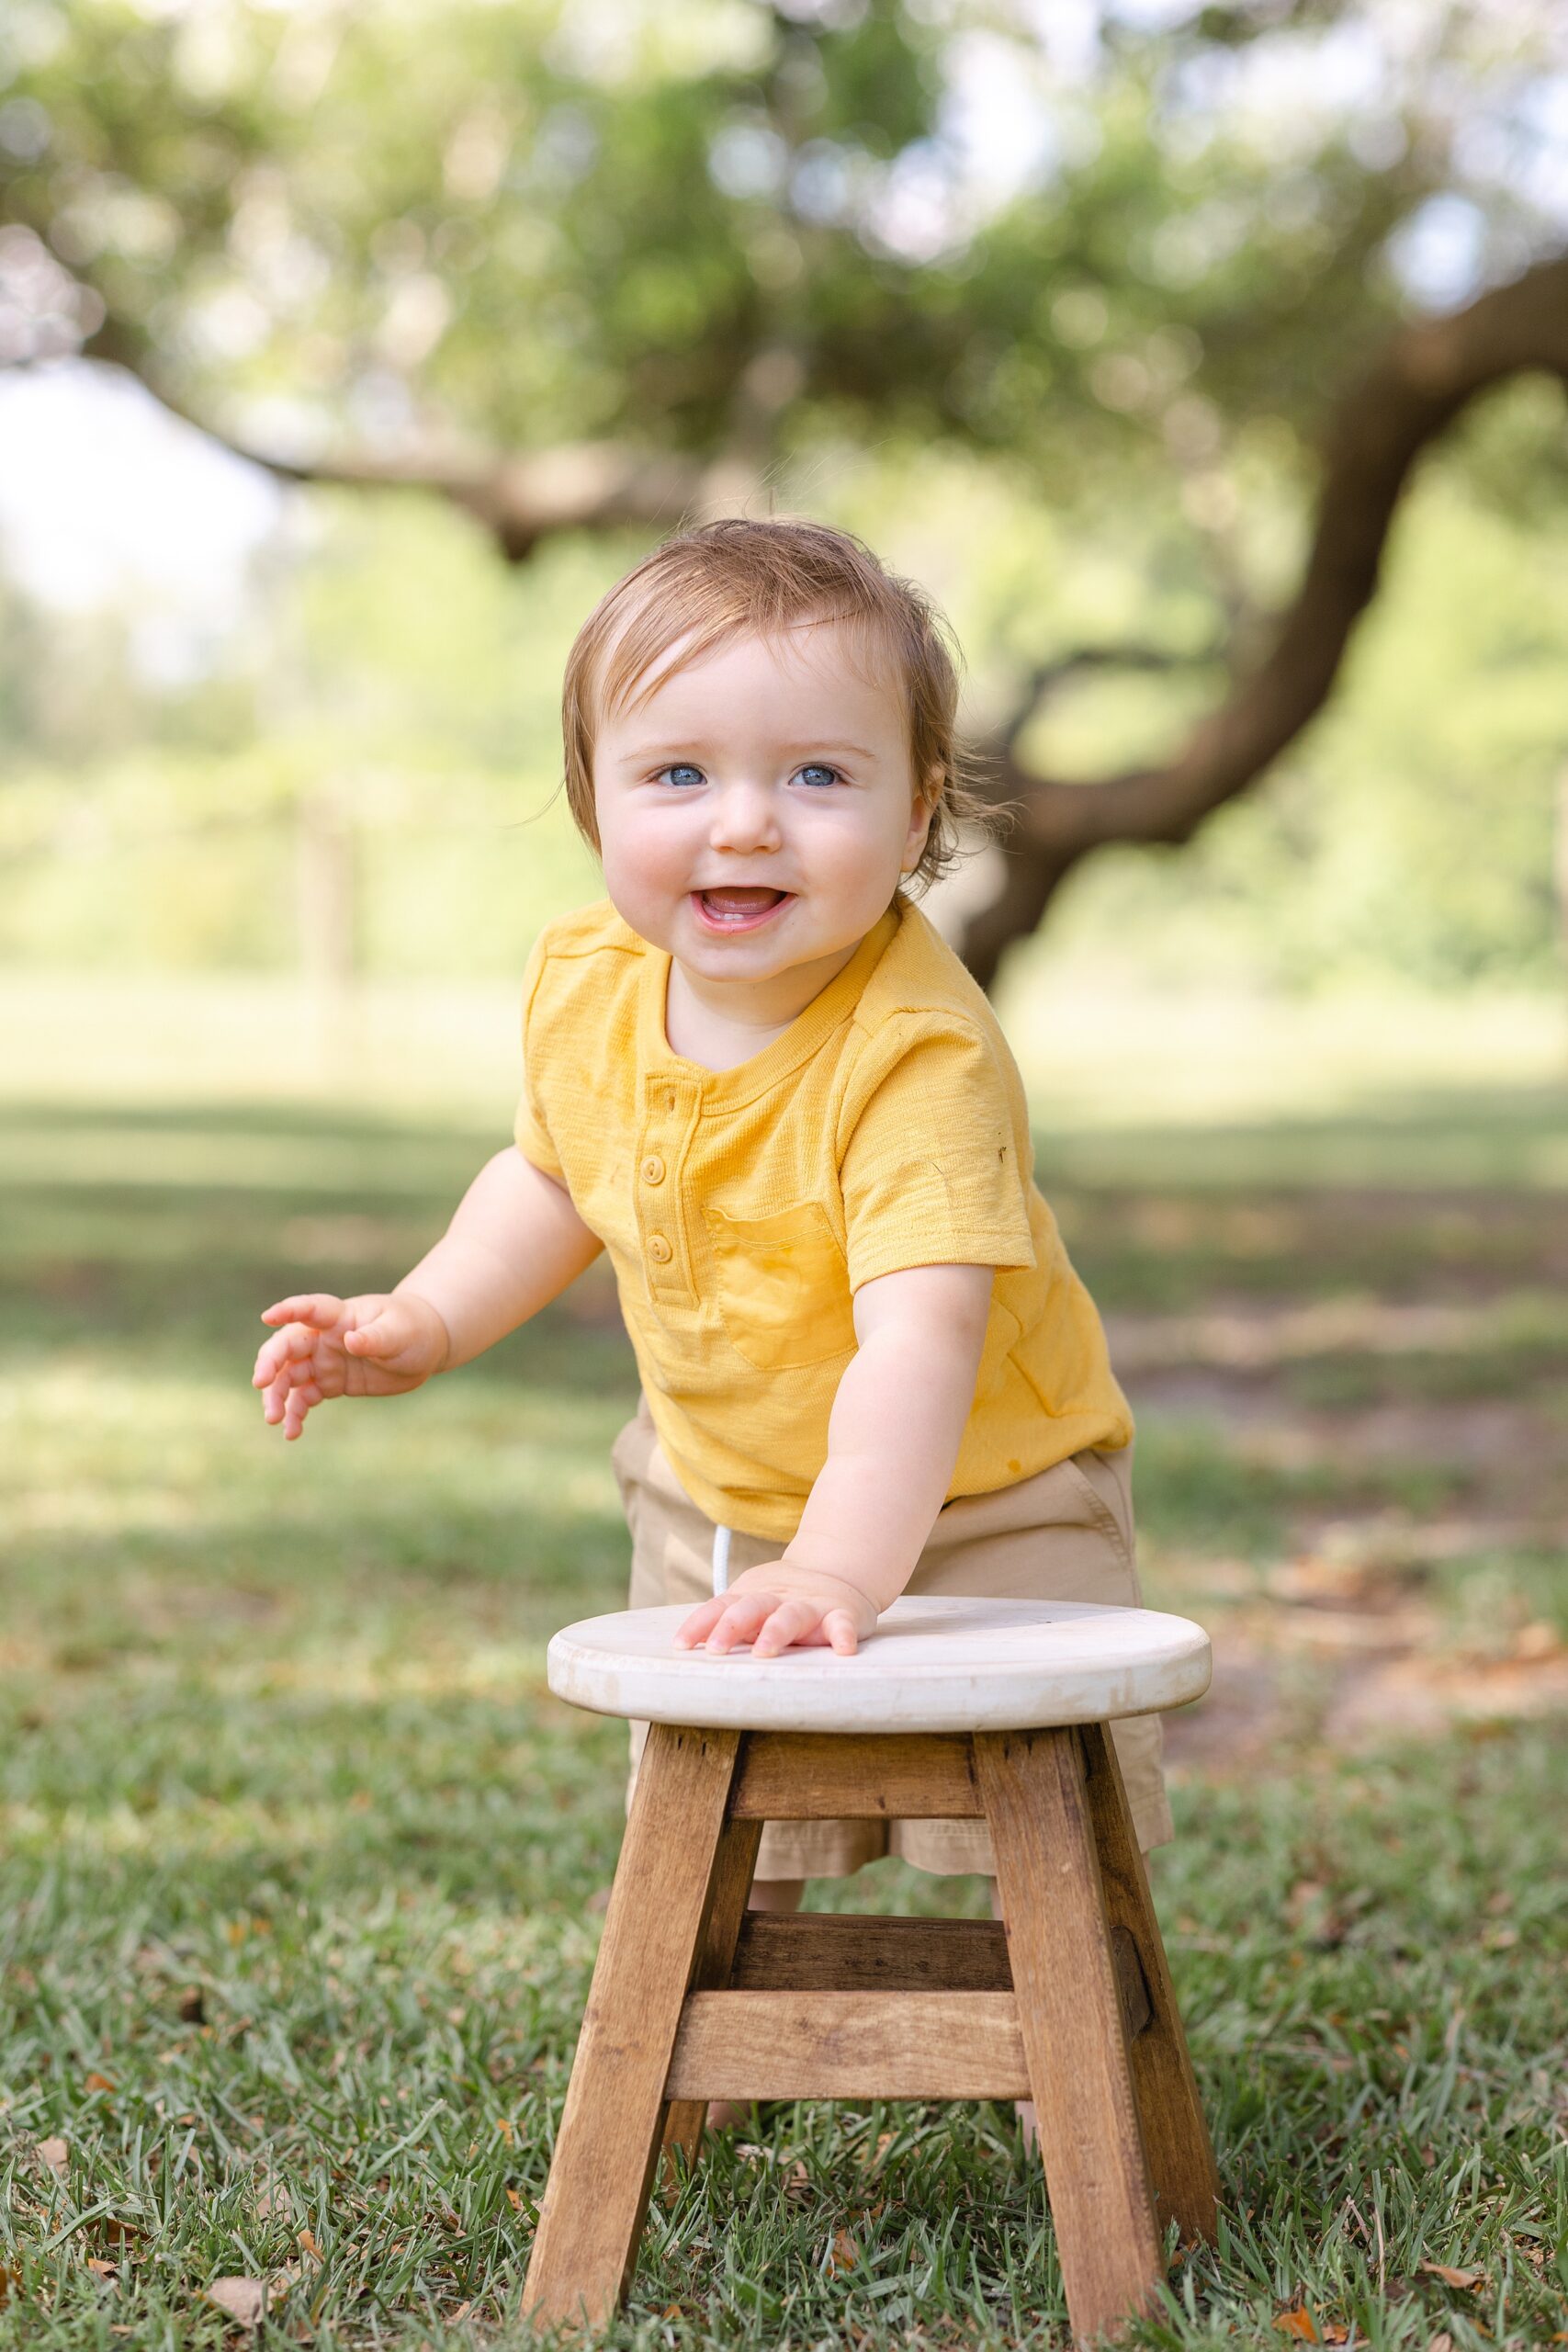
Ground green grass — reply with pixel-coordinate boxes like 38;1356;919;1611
3;1087;1566;2350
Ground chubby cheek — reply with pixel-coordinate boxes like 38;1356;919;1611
811;832;909;926
599;816;692;931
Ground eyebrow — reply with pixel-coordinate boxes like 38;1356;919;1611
615;741;880;764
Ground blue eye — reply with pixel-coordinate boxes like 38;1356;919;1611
795;763;841;788
659;764;705;788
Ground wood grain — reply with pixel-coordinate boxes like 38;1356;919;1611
976;1727;1162;2344
1080;1722;1221;2245
660;1812;764;2174
732;1910;1011;1991
521;1724;740;2329
666;1990;1028;2099
730;1731;981;1818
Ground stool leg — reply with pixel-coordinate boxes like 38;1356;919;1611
976;1728;1162;2345
660;1810;763;2172
1080;1722;1221;2245
522;1724;740;2329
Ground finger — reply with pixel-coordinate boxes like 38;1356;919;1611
260;1295;342;1329
343;1311;399;1357
701;1592;776;1655
821;1609;860;1658
265;1320;325;1376
253;1327;311;1385
282;1384;319;1441
674;1597;730;1649
751;1599;823;1659
254;1336;305;1383
263;1364;304;1424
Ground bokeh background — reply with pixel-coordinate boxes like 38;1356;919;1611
3;6;1565;2348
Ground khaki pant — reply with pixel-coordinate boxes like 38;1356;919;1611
613;1398;1173;1879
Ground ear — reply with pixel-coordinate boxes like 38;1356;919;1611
900;764;942;874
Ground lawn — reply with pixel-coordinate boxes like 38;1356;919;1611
2;1049;1565;2349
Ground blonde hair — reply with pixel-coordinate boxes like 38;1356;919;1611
559;516;1003;891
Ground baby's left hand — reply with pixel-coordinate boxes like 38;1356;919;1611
675;1562;878;1659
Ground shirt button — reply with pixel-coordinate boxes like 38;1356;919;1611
641;1154;666;1185
648;1233;672;1266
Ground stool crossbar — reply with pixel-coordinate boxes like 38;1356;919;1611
523;1602;1220;2345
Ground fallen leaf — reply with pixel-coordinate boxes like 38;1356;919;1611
85;2257;118;2279
829;2229;859;2274
1274;2310;1319;2342
207;2268;297;2329
1427;2335;1453;2352
37;2137;68;2178
661;2306;685;2321
494;2117;514;2145
296;2228;321;2261
1418;2261;1486;2291
207;2278;267;2328
505;2187;523;2212
0;2261;22;2308
84;2072;116;2095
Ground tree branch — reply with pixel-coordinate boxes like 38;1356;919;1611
997;640;1224;756
956;251;1568;988
49;253;1568;992
73;316;725;561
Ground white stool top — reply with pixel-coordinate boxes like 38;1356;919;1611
547;1597;1210;1736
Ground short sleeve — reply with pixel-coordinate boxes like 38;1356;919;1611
513;930;565;1182
840;1016;1037;1292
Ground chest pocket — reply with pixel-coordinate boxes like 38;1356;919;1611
705;1201;858;1371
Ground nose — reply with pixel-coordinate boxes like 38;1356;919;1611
706;775;783;854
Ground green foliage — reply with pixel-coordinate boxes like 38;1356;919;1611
5;0;1562;477
1037;461;1568;991
3;5;1567;993
1;443;1563;989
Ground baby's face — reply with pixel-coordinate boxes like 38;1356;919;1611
592;621;933;997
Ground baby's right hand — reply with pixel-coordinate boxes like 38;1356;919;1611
252;1290;450;1441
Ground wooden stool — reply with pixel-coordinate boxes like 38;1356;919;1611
524;1596;1220;2344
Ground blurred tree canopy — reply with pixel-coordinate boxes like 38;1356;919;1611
2;0;1567;978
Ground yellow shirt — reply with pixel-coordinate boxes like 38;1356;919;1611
514;891;1132;1543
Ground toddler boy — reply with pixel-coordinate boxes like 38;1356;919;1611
253;517;1170;1923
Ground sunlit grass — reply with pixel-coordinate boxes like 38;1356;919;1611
3;1061;1566;2349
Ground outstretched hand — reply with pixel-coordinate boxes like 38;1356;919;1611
675;1561;878;1659
253;1290;449;1440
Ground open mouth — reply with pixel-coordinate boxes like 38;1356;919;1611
692;888;792;933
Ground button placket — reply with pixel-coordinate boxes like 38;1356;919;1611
637;1075;700;1303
